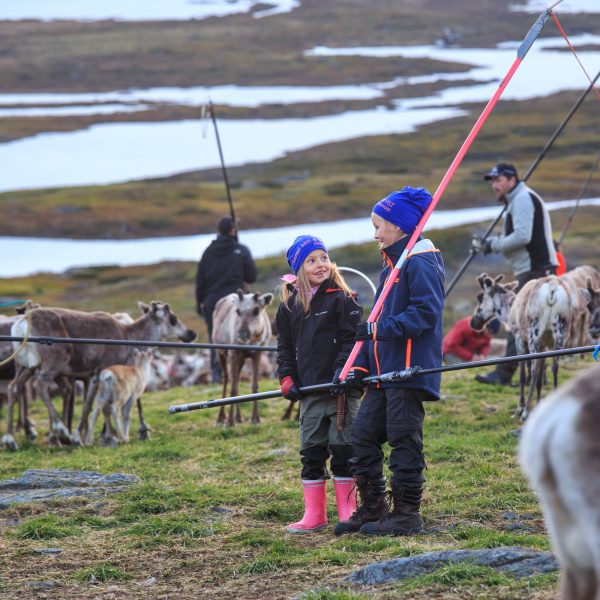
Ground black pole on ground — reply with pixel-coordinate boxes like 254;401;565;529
168;344;599;414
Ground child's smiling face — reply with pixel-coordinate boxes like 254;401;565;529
371;212;406;249
302;250;332;287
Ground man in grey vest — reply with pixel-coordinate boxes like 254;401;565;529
472;162;558;386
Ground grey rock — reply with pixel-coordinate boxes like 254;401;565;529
26;581;57;590
34;548;63;555
137;576;157;586
347;546;559;585
0;469;140;508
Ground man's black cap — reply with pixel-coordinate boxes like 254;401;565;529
483;162;519;181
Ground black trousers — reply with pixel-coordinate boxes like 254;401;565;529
496;266;557;379
349;387;426;489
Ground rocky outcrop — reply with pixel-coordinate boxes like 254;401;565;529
0;469;140;508
347;546;558;585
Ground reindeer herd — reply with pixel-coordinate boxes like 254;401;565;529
1;265;599;451
471;265;600;420
0;292;277;450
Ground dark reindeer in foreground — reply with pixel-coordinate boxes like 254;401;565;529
211;290;273;426
3;301;196;450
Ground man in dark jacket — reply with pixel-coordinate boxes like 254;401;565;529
195;217;257;382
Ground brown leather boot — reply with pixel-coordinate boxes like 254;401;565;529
360;480;423;536
333;475;386;535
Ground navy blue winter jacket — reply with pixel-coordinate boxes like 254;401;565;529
351;236;445;399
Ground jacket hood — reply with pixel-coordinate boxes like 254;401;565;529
209;234;237;257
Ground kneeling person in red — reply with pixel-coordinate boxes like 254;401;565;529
335;187;445;537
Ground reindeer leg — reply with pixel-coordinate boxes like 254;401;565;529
232;354;244;425
33;372;72;446
136;396;150;440
2;367;34;451
521;326;543;421
86;394;104;446
111;399;127;443
74;372;99;446
536;358;545;406
57;376;73;432
250;352;261;424
514;336;527;419
216;352;228;425
21;373;37;440
552;316;567;389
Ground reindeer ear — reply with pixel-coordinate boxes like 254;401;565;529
237;289;244;301
163;303;171;312
260;293;274;307
151;301;159;312
476;273;488;288
138;301;150;314
505;281;519;293
494;274;504;283
483;276;494;289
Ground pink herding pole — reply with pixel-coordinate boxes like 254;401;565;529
339;6;556;379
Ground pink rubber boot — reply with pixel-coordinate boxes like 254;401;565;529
286;479;327;534
333;476;357;522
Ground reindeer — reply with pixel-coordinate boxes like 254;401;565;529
2;301;196;450
471;272;573;421
581;277;600;341
211;290;274;426
86;348;154;446
560;265;600;347
0;301;42;439
519;364;600;600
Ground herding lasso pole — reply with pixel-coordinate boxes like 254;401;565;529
203;100;237;231
444;68;600;298
337;2;560;383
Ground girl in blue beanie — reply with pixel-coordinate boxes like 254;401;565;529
335;186;445;537
276;235;363;534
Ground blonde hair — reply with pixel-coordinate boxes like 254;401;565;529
279;261;355;314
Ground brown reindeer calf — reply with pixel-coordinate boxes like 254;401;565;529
520;364;600;600
86;349;153;446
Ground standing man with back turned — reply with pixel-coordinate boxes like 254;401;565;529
472;162;558;386
195;217;258;383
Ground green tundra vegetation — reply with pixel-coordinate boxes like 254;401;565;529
0;355;591;598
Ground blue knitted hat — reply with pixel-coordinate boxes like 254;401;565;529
286;235;327;274
372;186;433;233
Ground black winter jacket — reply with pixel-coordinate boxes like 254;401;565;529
276;279;363;387
195;235;257;309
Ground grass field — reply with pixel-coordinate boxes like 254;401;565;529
1;215;598;598
1;356;593;598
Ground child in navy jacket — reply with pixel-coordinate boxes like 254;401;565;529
276;235;363;534
335;186;445;537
